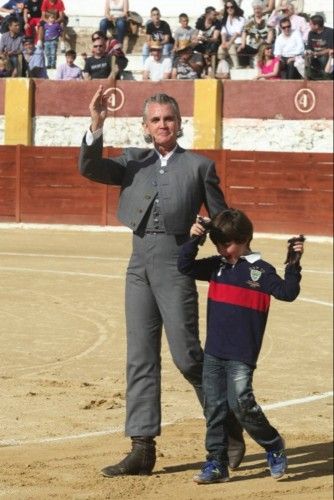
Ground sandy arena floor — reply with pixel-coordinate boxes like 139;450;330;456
0;227;333;499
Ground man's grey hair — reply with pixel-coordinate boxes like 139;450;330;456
142;93;183;143
252;0;264;8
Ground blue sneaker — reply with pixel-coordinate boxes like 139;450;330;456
266;448;288;478
193;459;230;484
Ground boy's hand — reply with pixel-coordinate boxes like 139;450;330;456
190;222;206;238
284;235;305;265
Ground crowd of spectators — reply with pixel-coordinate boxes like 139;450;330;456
0;0;332;80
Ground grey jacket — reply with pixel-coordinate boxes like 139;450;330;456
79;136;227;234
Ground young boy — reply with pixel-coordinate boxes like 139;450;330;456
55;49;82;80
177;209;304;484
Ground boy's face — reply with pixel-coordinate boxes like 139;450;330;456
180;17;188;27
66;54;75;65
216;241;249;264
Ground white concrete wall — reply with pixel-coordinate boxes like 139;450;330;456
26;116;333;153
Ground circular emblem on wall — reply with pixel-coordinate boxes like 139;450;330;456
294;88;316;114
103;87;125;112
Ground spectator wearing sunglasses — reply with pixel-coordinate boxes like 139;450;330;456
83;35;116;80
274;16;304;79
220;0;246;69
268;0;309;43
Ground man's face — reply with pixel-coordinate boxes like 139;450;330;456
179;48;192;61
24;41;34;54
150;48;162;61
180;17;188;28
9;22;20;34
92;40;105;56
253;5;263;16
151;10;160;25
143;103;180;151
309;21;321;33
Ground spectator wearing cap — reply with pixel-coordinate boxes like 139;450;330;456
171;39;204;79
142;7;173;63
274;16;304;78
142;40;172;81
0;17;23;75
268;0;309;42
21;35;48;77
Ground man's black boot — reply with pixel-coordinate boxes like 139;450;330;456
226;412;246;470
101;437;156;477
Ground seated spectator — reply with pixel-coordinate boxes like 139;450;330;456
275;0;304;15
215;55;230;79
193;6;221;56
0;17;23;75
56;48;82;79
268;0;309;43
238;0;274;66
142;7;173;63
90;30;128;79
0;54;13;76
40;0;67;53
0;0;25;34
43;12;62;68
99;0;128;44
254;42;281;79
274;16;304;79
305;15;333;80
142;40;172;81
21;35;48;77
171;39;204;79
173;13;197;51
238;0;275;14
83;36;116;80
220;0;246;68
23;0;42;44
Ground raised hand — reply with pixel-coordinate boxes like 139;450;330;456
89;85;109;132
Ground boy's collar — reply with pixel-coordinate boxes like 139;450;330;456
220;252;261;264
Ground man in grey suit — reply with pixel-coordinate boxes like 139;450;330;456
79;86;245;476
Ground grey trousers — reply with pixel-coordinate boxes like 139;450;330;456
125;233;203;437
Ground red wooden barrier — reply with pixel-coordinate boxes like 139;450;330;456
0;146;332;235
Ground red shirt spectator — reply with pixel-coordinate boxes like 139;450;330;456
41;0;65;23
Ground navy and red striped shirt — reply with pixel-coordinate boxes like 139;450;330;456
177;237;302;367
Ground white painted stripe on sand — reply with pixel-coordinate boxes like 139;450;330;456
0;392;332;448
0;252;129;262
0;266;123;279
0;223;332;244
0;253;332;276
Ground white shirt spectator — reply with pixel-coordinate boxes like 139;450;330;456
268;11;310;42
221;16;246;45
274;29;305;57
143;56;172;81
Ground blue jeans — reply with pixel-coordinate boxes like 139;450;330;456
44;40;58;67
99;16;127;43
203;354;282;463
